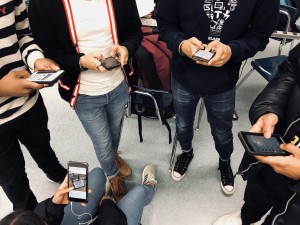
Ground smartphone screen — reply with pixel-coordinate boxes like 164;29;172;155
27;70;65;84
68;161;88;203
238;131;288;156
192;49;215;62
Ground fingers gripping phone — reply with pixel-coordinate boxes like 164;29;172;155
192;49;216;62
68;161;89;203
238;131;289;156
100;56;121;70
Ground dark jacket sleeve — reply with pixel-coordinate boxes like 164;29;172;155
249;59;297;131
33;198;66;225
156;0;188;57
116;0;142;58
28;0;87;75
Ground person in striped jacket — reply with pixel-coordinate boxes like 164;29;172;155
0;0;67;211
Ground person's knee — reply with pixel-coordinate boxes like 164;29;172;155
90;167;105;179
130;185;148;198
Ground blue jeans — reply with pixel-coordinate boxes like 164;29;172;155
75;80;129;178
61;168;155;225
172;77;235;160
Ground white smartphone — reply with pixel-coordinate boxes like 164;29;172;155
27;70;65;85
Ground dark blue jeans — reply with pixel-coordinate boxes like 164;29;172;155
172;76;235;160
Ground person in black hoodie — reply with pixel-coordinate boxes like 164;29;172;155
156;0;280;195
213;43;300;225
0;165;157;225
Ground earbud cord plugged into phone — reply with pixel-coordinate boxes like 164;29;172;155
70;201;98;225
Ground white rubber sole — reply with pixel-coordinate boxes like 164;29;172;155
220;182;235;195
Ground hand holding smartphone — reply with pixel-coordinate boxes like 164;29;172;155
27;70;65;85
238;131;289;156
67;161;89;203
100;56;121;70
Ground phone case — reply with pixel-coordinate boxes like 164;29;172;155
100;57;121;70
238;131;289;156
67;161;89;203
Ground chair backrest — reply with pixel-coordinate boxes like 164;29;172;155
275;5;300;55
280;0;293;6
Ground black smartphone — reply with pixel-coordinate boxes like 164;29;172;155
67;161;89;203
192;49;216;62
238;131;289;156
100;57;121;70
27;70;65;85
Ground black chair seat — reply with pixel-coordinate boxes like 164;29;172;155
251;55;287;81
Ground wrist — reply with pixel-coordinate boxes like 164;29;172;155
178;40;186;56
79;56;88;71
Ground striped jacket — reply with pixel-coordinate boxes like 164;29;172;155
0;0;44;125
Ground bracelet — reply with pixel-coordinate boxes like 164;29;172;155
79;56;88;71
178;40;186;56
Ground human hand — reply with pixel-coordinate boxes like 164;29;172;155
34;58;60;71
52;175;74;205
0;70;45;97
80;52;106;72
196;40;231;67
256;144;300;180
180;37;203;59
111;45;128;66
249;113;279;138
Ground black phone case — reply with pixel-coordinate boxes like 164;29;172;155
100;57;121;70
67;161;89;203
238;131;289;156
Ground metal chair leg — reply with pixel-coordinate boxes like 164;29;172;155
169;133;177;172
236;68;254;89
233;68;255;120
195;98;205;131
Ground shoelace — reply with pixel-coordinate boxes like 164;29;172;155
219;161;233;185
175;153;193;172
143;173;157;185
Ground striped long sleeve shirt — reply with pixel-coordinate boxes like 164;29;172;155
0;0;44;125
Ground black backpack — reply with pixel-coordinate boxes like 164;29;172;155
130;27;175;143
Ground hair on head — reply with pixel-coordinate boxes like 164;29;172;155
0;210;46;225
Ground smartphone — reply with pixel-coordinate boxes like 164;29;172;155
27;70;65;85
192;49;216;62
100;56;121;70
238;131;289;156
67;161;89;203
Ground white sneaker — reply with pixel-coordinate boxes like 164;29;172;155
213;212;242;225
142;164;157;187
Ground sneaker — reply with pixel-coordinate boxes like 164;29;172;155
115;152;132;178
46;167;67;184
219;158;235;195
142;164;157;187
110;175;128;202
213;212;242;225
171;149;194;181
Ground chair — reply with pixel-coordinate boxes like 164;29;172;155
233;5;300;119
